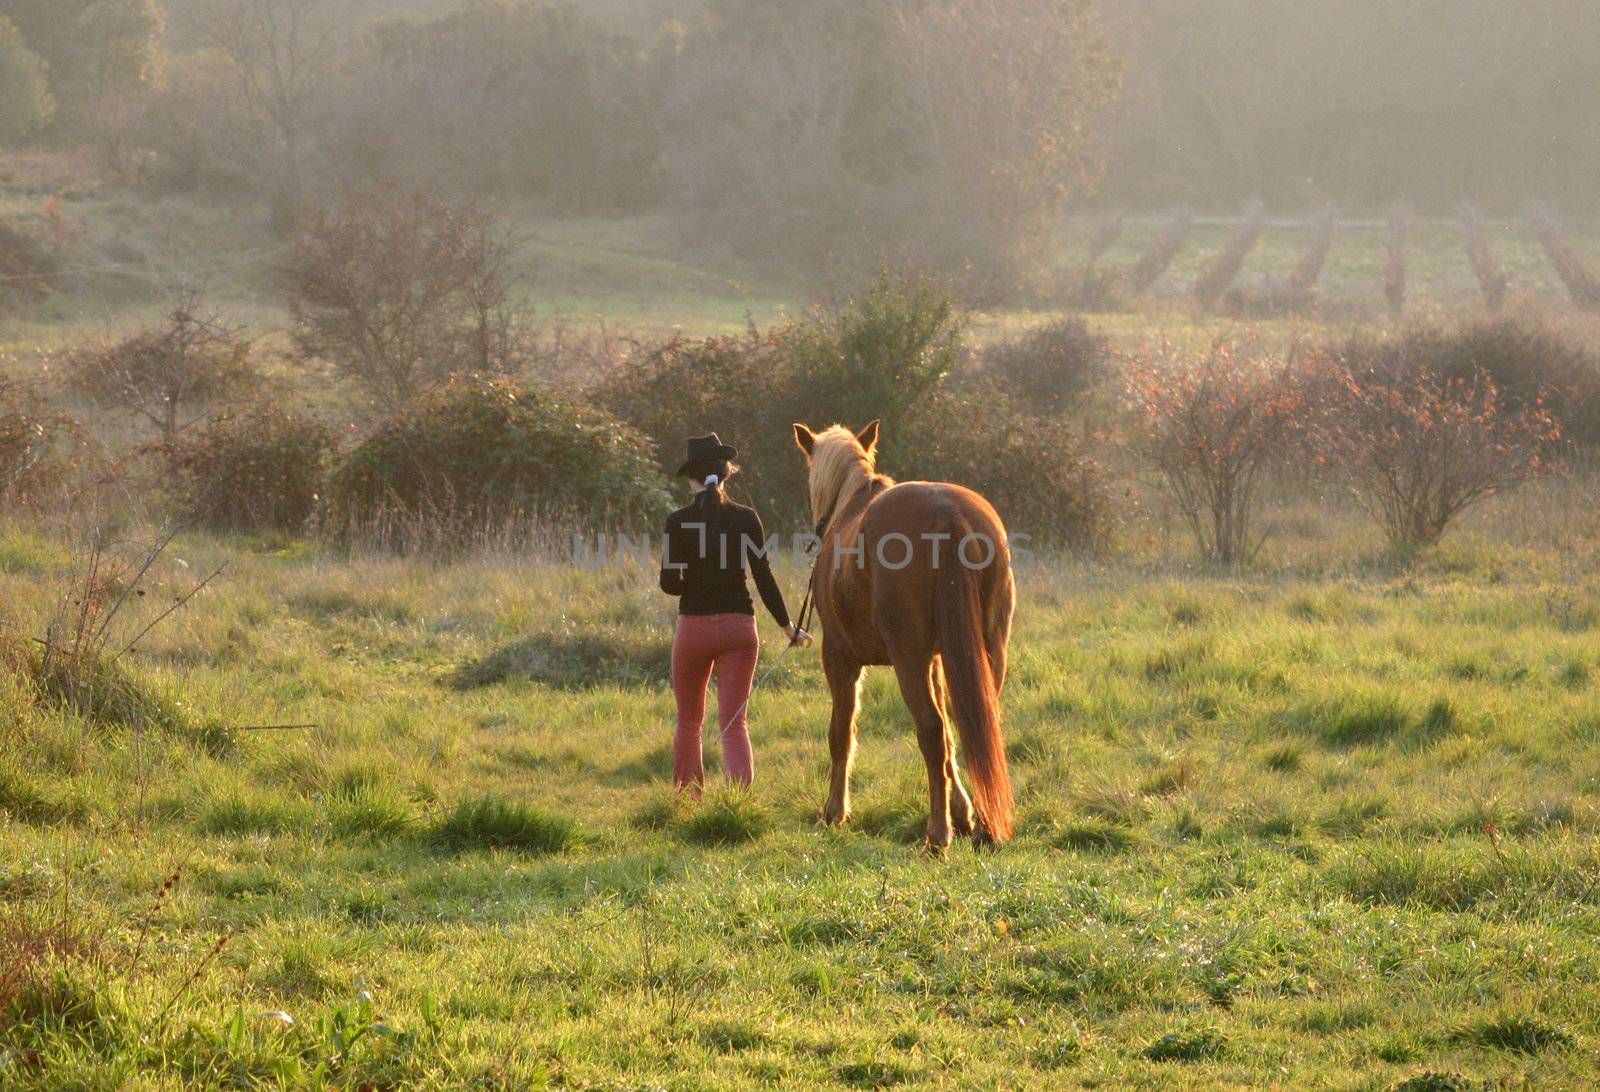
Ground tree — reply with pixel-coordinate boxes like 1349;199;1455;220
665;0;1116;292
204;0;336;223
284;186;529;413
0;0;164;131
0;16;53;143
355;1;660;211
65;288;258;469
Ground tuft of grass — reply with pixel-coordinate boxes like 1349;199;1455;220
196;792;306;837
429;795;577;854
452;631;671;690
1140;1026;1226;1062
1393;1073;1491;1092
1292;691;1410;747
696;1018;766;1053
0;763;87;826
1051;818;1140;853
1263;743;1303;772
1454;1012;1574;1054
1143;638;1211;681
678;789;771;846
835;1058;915;1087
628;784;693;831
1033;1032;1084;1068
1419;697;1462;739
31;653;182;734
851;792;928;844
326;784;414;841
1139;757;1194;797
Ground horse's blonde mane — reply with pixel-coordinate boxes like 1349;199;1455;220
808;425;882;524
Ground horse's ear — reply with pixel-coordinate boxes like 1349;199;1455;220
793;423;816;457
856;419;880;455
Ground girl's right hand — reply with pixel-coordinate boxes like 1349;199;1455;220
786;624;812;647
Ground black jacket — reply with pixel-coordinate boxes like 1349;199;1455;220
659;498;790;628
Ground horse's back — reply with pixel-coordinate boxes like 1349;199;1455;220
859;481;1013;646
863;480;1007;544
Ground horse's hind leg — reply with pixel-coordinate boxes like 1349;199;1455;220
894;656;953;856
823;651;863;827
932;659;974;838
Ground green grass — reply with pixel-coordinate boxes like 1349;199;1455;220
3;525;1600;1087
10;178;1600;1086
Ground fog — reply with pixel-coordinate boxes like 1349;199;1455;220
7;0;1595;296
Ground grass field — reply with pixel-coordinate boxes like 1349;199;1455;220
10;171;1600;1087
6;502;1600;1088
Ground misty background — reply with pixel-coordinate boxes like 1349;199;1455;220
5;0;1597;298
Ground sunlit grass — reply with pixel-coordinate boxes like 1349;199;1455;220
4;517;1600;1085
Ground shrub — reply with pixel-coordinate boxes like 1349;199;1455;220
1129;343;1309;564
326;374;669;542
429;796;577;855
597;269;965;530
900;383;1108;550
65;289;258;466
591;326;802;524
0;381;91;509
785;269;964;444
1332;318;1600;447
1318;365;1560;548
286;186;533;413
1058;263;1127;311
0;217;61;304
977;317;1109;415
174;403;339;532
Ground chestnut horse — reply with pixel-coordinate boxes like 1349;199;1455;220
792;420;1015;851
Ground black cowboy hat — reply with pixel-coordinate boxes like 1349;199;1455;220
675;433;738;478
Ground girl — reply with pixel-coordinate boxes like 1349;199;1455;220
658;433;806;791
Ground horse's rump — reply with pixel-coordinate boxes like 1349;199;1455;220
861;481;1015;841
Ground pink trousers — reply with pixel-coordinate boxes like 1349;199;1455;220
671;612;759;789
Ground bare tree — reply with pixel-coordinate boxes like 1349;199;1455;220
1285;208;1335;304
1530;205;1600;311
205;0;336;225
1385;204;1409;320
1193;201;1264;311
1128;210;1191;294
65;288;257;469
1457;203;1508;313
284;186;529;413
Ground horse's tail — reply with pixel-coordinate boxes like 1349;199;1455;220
934;558;1014;843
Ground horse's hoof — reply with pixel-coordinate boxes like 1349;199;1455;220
951;808;974;838
822;805;851;828
971;822;999;851
923;839;950;860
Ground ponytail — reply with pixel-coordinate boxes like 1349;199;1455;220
693;458;734;515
